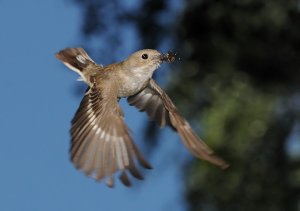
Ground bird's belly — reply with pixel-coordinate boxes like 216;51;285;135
116;67;153;97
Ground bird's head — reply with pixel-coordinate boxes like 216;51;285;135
123;49;176;74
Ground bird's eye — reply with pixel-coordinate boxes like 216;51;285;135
142;54;148;59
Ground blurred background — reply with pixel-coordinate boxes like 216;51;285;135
1;0;300;211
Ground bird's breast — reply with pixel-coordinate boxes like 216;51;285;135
116;71;152;97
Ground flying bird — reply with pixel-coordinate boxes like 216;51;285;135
56;48;228;187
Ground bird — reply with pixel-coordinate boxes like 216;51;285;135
55;47;229;187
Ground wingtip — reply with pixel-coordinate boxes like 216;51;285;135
220;162;230;170
106;177;115;188
120;171;132;187
201;152;230;170
212;157;230;170
144;162;153;170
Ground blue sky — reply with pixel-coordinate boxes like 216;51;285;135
0;1;187;211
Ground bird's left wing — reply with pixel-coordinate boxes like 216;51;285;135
127;79;229;169
70;78;152;187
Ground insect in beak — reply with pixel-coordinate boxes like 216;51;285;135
160;51;176;63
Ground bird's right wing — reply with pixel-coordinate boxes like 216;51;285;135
128;79;229;169
70;78;152;187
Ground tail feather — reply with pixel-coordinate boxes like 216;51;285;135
56;48;97;82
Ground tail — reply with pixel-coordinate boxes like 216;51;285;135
55;48;97;82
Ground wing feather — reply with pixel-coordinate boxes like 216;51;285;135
70;80;152;187
127;79;229;169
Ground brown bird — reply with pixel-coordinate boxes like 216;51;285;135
56;48;228;187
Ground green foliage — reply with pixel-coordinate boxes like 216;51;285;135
176;1;300;210
202;72;275;150
184;71;285;211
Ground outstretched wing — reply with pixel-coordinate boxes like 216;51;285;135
127;79;229;169
70;80;152;187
